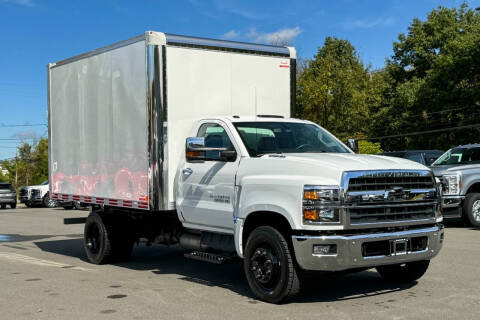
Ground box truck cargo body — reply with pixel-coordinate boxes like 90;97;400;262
48;31;296;211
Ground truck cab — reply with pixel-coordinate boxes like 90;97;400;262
175;116;443;302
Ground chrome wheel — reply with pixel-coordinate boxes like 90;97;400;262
472;200;480;222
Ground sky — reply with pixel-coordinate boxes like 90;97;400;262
0;0;478;160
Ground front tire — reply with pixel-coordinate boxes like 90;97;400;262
10;203;16;209
0;204;5;209
243;226;301;304
376;260;430;283
43;195;57;208
463;193;480;227
84;212;133;264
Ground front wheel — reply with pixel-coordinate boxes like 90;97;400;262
243;226;301;304
463;193;480;227
43;195;57;208
10;203;16;209
376;260;430;283
0;204;5;209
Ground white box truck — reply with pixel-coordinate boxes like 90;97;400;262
48;31;444;303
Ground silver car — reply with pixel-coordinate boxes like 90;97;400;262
431;144;480;227
0;183;17;209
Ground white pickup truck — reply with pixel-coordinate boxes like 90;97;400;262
48;32;444;303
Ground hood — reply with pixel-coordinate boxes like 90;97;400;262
20;184;48;191
431;163;480;177
281;153;428;172
238;153;430;187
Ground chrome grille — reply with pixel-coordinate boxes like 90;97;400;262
348;204;435;224
343;170;438;227
348;176;434;191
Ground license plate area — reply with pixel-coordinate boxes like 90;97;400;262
390;238;408;256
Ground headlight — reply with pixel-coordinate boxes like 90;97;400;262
303;186;341;223
442;174;461;195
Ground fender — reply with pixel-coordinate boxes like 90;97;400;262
233;190;298;258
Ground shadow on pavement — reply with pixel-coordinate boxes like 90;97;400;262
34;237;418;303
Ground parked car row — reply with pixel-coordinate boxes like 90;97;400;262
0;179;85;210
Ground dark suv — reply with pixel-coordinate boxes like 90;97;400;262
380;150;444;166
0;183;17;209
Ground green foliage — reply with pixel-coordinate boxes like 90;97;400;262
372;4;480;150
358;140;383;154
1;138;48;189
296;37;376;141
298;4;480;152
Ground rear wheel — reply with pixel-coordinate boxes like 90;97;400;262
463;193;480;227
84;212;133;264
376;260;430;283
243;226;301;304
10;203;16;209
0;204;5;209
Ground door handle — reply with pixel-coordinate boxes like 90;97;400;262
183;168;193;175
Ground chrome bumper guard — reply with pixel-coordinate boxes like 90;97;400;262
292;225;443;271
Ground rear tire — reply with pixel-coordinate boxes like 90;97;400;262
84;212;133;264
243;226;301;304
463;193;480;227
376;260;430;283
0;204;5;209
10;203;16;209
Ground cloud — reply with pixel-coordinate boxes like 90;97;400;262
0;0;34;7
343;17;395;30
11;130;37;140
223;27;302;45
223;30;240;40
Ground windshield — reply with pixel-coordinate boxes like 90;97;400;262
432;147;480;166
233;122;351;157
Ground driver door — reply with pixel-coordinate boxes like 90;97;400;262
178;121;240;232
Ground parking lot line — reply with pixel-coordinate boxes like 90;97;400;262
0;252;94;272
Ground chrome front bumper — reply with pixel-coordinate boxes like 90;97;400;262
292;225;444;271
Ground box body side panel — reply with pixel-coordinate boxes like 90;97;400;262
49;41;149;204
165;46;291;206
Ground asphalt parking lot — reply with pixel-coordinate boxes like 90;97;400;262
0;207;479;320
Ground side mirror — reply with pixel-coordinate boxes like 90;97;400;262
186;137;206;162
347;138;359;153
185;137;236;162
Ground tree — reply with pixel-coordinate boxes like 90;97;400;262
1;138;48;189
296;37;384;143
372;4;480;150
